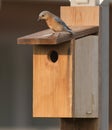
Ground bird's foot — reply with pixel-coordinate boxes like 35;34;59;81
46;32;55;38
49;31;55;36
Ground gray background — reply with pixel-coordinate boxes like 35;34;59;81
0;0;69;130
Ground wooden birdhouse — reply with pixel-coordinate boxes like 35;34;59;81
17;5;99;120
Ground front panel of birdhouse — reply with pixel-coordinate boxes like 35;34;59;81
33;42;74;117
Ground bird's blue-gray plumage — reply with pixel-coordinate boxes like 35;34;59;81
54;16;73;35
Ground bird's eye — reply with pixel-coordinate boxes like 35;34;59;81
42;14;44;17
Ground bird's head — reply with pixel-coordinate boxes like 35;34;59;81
38;11;51;21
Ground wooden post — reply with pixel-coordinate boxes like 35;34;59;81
61;6;99;26
61;119;98;130
60;6;100;130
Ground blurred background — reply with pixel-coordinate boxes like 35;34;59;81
0;0;70;130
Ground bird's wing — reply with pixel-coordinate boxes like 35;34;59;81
54;16;74;35
54;16;71;30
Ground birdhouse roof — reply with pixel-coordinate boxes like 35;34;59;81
17;26;98;45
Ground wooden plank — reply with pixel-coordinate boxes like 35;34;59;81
17;26;98;45
61;6;99;26
74;36;99;118
33;41;74;117
61;118;98;130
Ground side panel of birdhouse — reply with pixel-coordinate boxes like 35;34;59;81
74;35;99;118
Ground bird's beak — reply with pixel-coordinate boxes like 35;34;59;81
37;17;41;21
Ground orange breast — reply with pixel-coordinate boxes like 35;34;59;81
46;18;64;32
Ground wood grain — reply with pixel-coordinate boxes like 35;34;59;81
74;36;99;118
17;26;98;45
61;6;99;26
33;41;74;117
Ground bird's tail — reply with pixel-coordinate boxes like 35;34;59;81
68;29;75;37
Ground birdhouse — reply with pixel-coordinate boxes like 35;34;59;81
18;28;99;118
17;6;99;118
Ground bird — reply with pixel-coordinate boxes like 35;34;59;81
37;10;74;35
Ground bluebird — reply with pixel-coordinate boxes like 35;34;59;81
38;11;74;35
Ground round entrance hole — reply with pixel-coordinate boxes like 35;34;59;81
49;50;58;63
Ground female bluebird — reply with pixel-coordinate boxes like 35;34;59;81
38;11;74;35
